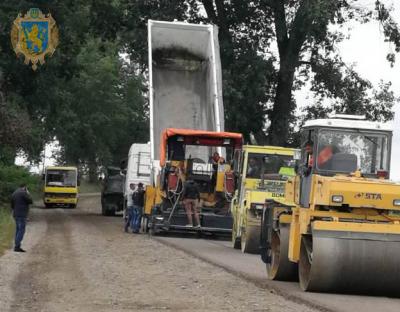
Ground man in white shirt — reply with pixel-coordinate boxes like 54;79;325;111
124;183;135;233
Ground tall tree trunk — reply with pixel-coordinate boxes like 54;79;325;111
266;0;316;146
267;58;295;146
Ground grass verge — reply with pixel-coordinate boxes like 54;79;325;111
0;206;14;256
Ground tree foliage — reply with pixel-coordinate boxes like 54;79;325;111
0;0;399;174
0;1;148;176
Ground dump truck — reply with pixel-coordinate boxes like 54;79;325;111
146;128;242;233
143;20;228;233
231;145;298;253
148;20;224;183
260;114;400;295
43;166;79;208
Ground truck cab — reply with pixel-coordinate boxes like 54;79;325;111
43;166;79;208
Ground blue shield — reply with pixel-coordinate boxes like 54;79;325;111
21;21;49;54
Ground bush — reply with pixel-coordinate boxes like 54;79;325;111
0;206;14;255
0;164;41;204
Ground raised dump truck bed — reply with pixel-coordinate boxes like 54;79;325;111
148;20;224;180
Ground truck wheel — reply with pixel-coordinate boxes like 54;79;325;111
69;204;76;209
102;205;114;216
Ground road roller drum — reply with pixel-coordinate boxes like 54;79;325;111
299;229;400;296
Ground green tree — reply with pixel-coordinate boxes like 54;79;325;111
0;1;94;162
0;1;148;175
52;38;147;180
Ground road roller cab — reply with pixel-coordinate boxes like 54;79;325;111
261;114;400;295
231;145;299;253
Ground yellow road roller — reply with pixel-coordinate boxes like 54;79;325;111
260;114;400;295
231;145;298;253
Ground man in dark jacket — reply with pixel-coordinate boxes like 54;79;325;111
131;183;145;233
182;179;201;228
11;183;33;252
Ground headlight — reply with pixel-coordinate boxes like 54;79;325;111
331;195;343;203
393;199;400;206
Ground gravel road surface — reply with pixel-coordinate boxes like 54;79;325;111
0;194;318;312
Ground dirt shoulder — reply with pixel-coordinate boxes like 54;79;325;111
0;194;317;312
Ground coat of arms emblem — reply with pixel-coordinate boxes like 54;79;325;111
11;8;59;70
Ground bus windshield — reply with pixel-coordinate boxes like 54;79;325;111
46;170;77;187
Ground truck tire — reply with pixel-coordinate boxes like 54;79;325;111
102;205;114;216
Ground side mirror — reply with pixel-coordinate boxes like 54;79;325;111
42;173;45;181
77;179;81;186
121;169;127;175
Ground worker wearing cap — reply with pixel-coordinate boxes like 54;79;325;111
131;183;145;233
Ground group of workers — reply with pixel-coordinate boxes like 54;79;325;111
124;182;145;233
